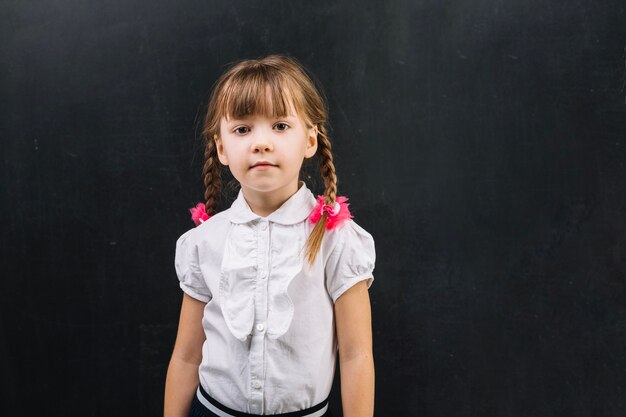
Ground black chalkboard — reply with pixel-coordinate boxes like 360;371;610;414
2;0;625;416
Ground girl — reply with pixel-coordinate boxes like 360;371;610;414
164;54;376;417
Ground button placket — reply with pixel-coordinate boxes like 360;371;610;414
248;219;270;413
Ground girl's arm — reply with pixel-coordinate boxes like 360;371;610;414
164;292;207;417
335;280;375;417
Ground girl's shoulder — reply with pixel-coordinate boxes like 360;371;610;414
177;209;232;245
321;218;375;257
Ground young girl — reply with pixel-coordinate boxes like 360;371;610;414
164;54;376;417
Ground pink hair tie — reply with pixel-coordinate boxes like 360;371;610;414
309;195;353;230
189;203;211;226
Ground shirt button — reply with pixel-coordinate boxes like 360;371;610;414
251;380;262;389
256;323;265;332
260;222;268;231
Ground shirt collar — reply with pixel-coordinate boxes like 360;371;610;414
228;181;316;225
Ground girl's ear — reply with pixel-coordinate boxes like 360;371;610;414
214;134;229;166
304;126;318;159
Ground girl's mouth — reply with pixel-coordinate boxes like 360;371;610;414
251;161;278;169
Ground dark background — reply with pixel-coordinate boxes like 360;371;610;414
2;0;625;416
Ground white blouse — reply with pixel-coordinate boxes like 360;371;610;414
174;180;376;414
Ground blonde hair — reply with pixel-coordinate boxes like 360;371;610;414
201;54;339;265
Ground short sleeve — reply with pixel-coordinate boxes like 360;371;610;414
325;220;376;304
174;229;212;303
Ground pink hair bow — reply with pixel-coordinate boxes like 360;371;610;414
309;195;353;230
189;203;211;226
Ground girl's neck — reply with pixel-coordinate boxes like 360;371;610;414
241;181;302;218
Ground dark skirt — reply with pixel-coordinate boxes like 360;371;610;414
188;384;334;417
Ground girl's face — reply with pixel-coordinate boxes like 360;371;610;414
215;103;318;203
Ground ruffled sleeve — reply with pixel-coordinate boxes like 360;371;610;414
325;220;376;303
175;228;212;303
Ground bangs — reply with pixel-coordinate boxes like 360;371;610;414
218;67;304;121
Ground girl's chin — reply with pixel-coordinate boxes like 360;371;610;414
240;181;299;194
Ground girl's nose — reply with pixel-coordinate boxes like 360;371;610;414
251;131;274;152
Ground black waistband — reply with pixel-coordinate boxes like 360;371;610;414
196;384;330;416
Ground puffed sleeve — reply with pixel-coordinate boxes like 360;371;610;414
325;220;376;303
174;228;212;303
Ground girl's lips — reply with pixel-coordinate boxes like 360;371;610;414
251;164;277;170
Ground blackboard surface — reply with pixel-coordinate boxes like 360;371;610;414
2;1;625;416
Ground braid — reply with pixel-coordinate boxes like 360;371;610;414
316;125;338;205
202;134;222;216
304;124;338;265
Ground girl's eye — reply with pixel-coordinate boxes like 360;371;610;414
234;127;250;135
274;123;289;131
